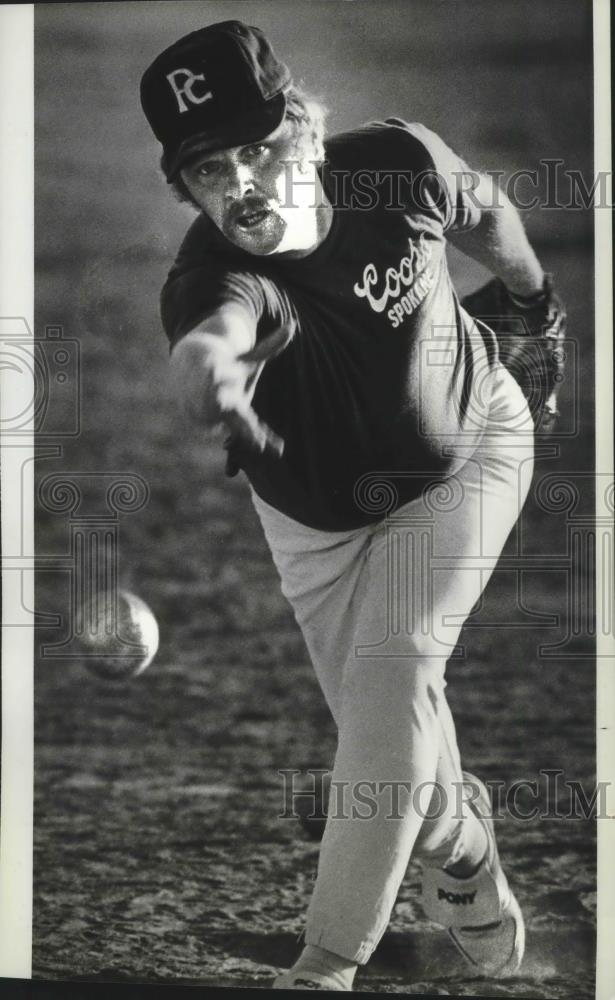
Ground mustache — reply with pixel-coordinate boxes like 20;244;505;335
226;196;272;227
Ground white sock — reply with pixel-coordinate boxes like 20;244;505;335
288;944;358;990
443;804;488;877
419;800;488;878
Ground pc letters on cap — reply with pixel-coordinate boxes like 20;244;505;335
140;21;291;179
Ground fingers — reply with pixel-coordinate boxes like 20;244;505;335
239;318;296;364
213;323;293;458
188;320;293;461
201;401;284;460
221;404;285;459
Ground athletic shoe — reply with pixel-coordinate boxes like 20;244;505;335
273;970;349;990
420;771;525;976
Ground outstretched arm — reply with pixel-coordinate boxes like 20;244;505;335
447;172;545;297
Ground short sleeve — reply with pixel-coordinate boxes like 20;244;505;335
161;214;269;350
384;119;482;234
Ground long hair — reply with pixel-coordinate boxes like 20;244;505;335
167;85;328;209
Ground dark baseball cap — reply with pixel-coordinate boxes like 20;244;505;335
140;20;292;181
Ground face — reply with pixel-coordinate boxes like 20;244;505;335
179;119;324;256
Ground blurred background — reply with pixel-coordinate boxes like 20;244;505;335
34;2;596;995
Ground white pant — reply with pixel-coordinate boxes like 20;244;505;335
251;365;534;963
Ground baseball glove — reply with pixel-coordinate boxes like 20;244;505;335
461;274;567;433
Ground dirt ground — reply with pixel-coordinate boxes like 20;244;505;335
33;2;596;996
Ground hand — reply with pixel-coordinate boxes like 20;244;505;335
173;318;295;461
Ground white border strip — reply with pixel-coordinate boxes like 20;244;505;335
0;3;34;978
594;1;614;999
0;0;611;991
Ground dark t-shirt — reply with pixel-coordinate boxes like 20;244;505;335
161;119;498;530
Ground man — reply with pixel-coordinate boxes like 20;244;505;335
140;20;564;991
